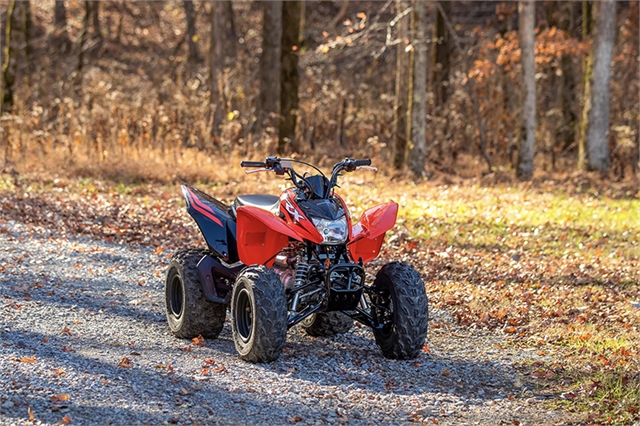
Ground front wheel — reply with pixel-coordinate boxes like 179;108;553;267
231;266;288;363
371;262;428;359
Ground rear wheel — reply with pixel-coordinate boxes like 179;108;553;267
371;262;428;359
301;312;353;337
165;249;226;339
231;266;287;363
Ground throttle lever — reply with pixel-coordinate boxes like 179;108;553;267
356;166;378;172
245;168;271;174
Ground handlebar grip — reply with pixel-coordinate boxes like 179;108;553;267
241;161;267;168
354;159;372;167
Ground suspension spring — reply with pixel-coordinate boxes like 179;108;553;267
294;260;310;287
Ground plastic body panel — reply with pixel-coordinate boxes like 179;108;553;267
279;189;324;244
236;206;302;267
348;202;398;264
182;185;239;263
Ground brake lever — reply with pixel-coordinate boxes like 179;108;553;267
356;166;378;172
245;168;271;174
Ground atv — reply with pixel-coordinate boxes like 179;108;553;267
165;157;428;363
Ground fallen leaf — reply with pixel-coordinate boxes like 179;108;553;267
201;367;210;375
20;356;38;363
60;346;74;352
61;326;72;335
192;335;205;347
28;406;35;421
61;416;72;424
51;394;70;404
202;358;216;365
118;357;133;368
212;365;225;373
178;345;192;352
441;367;451;377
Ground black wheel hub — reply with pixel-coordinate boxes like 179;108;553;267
235;288;253;342
169;274;183;319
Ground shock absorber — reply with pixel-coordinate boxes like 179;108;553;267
290;259;310;312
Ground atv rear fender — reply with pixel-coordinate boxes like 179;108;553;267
182;185;239;263
348;202;398;264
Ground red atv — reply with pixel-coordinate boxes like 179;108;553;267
165;157;428;362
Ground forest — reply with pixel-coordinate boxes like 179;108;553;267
0;1;638;182
0;1;639;425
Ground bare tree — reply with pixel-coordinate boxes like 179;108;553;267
54;0;71;53
517;1;536;180
209;2;225;141
258;1;282;135
393;0;410;170
1;0;21;114
278;1;302;154
432;0;451;106
578;1;592;170
585;0;616;172
183;0;200;62
408;0;427;179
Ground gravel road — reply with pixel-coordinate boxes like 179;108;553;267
0;220;571;425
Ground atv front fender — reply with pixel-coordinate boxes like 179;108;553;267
348;202;398;264
236;206;302;267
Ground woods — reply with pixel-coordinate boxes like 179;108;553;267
0;1;638;181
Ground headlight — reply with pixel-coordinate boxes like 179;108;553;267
312;216;348;245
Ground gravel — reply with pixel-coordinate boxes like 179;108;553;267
0;220;571;425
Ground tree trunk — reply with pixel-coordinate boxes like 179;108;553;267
258;1;282;134
393;0;410;170
222;1;237;62
183;0;199;62
432;1;451;106
585;0;616;172
209;1;225;141
517;1;536;180
408;0;427;179
86;1;102;48
2;0;21;114
578;1;592;170
278;1;302;154
54;0;71;53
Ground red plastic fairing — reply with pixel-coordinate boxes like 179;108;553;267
348;202;398;264
333;194;352;241
236;206;302;267
279;189;324;244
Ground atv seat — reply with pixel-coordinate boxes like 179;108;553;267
231;194;281;218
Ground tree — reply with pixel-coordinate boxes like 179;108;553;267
183;0;200;62
54;0;71;53
517;1;536;180
432;1;451;106
393;0;410;170
585;0;616;172
408;0;427;179
209;1;225;141
1;0;21;114
578;1;593;170
278;1;302;154
258;1;282;134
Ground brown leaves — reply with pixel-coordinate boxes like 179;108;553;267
51;394;70;404
61;326;72;335
118;357;133;368
14;355;38;363
191;335;205;347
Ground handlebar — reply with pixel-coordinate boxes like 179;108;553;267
240;161;267;168
240;157;374;198
354;159;372;167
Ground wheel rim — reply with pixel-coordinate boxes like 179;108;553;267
235;288;253;342
169;274;183;319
